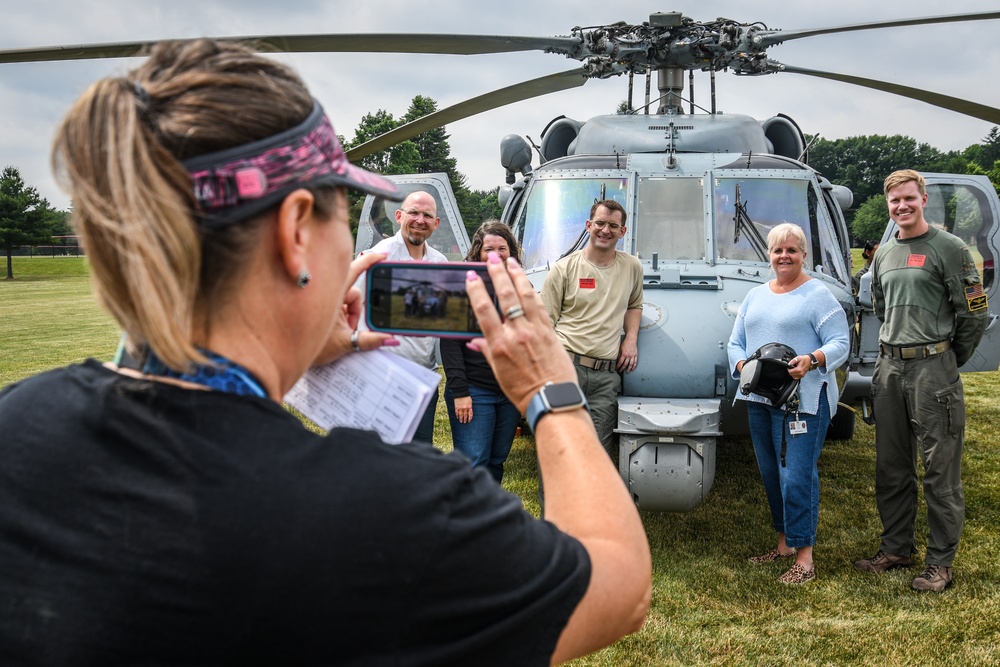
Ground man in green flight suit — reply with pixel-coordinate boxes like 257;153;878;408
854;170;988;592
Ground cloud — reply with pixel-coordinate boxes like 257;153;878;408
3;0;999;208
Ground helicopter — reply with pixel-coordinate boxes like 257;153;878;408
349;12;1000;512
3;10;1000;512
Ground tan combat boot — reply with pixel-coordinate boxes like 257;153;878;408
911;564;953;592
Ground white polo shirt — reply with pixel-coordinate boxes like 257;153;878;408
358;231;447;369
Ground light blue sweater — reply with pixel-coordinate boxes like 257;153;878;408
727;279;851;416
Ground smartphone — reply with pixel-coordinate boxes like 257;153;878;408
365;261;497;338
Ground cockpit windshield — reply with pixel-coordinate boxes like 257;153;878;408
713;176;848;282
634;177;705;261
517;176;628;270
514;172;848;282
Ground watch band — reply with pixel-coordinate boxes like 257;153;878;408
808;352;819;370
526;382;589;432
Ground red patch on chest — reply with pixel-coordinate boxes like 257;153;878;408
579;278;596;289
907;254;926;267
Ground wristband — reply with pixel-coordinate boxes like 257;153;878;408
526;382;589;432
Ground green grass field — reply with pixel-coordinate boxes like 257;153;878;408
3;256;999;666
0;257;119;386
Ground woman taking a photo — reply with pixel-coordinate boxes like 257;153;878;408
727;223;850;585
441;221;523;483
0;39;650;664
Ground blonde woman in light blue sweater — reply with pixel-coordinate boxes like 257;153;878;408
728;222;850;584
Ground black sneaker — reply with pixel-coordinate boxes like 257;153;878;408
854;550;914;573
911;565;953;592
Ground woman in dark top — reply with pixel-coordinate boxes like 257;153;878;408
0;39;650;665
442;221;522;482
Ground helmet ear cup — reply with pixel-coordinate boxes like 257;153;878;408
739;343;800;408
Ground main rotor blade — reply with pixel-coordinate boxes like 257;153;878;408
780;64;1000;126
0;33;579;65
346;68;588;161
759;11;1000;47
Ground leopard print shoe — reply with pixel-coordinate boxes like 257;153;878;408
748;548;797;564
778;563;816;584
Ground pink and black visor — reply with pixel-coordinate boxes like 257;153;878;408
183;101;401;229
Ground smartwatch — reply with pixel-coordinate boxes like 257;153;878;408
526;382;589;432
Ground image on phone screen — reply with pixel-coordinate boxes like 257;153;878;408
366;262;495;338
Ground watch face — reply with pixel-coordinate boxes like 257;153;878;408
545;382;585;409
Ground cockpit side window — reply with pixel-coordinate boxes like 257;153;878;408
635;177;705;261
810;187;848;282
517;177;629;270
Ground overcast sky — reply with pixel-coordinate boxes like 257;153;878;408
2;0;1000;209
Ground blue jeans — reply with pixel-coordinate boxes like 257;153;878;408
445;384;521;483
746;398;830;549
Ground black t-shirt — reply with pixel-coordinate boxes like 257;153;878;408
440;337;503;397
0;360;590;666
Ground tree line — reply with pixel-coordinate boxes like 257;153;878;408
808;127;1000;243
6;96;1000;279
341;94;503;242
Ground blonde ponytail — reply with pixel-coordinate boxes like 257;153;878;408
51;40;313;371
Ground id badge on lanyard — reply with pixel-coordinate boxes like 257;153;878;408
789;407;807;436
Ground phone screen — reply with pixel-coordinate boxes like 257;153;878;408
365;262;496;338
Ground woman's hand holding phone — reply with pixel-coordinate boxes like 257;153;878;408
465;252;577;414
312;253;397;367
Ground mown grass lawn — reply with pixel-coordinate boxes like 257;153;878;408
3;256;999;666
0;257;118;386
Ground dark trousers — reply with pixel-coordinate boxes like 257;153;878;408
872;350;966;566
573;361;621;457
413;389;440;444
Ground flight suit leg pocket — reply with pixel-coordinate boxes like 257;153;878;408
932;377;966;437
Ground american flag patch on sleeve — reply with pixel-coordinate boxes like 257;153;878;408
965;283;988;312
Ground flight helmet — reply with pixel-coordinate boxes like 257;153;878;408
739;342;799;408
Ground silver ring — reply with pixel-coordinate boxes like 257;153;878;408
351;330;361;352
504;304;525;321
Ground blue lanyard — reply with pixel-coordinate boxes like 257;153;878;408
142;348;269;399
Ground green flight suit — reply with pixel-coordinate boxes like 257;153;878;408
870;225;988;566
